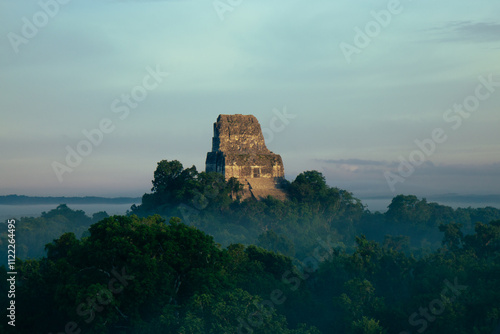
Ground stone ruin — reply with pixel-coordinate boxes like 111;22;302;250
205;114;287;200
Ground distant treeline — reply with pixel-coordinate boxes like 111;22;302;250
365;193;500;205
0;194;141;205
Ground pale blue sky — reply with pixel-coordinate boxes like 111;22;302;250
1;0;499;199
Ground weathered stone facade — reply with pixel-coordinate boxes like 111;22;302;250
205;114;286;200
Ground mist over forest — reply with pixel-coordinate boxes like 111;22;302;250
2;159;500;333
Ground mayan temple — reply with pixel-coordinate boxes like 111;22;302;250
205;114;287;200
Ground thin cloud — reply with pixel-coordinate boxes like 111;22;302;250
317;158;388;167
429;20;500;43
318;158;500;178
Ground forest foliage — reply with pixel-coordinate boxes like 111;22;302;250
1;159;500;333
